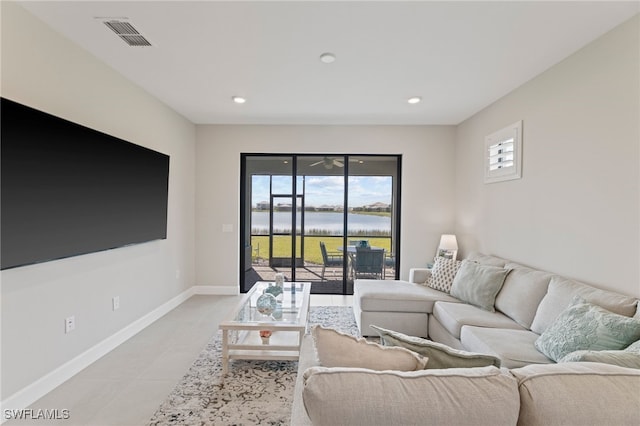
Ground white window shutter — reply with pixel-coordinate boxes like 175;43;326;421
484;121;522;183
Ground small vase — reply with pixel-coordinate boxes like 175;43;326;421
274;273;285;303
259;330;272;345
265;282;283;303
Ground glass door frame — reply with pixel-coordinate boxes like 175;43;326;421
240;153;402;294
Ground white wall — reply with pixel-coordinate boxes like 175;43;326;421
1;2;196;399
196;125;456;290
454;15;639;297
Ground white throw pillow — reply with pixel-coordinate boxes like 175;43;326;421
450;260;511;312
559;350;640;369
311;325;428;371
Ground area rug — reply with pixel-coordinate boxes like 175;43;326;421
147;306;358;426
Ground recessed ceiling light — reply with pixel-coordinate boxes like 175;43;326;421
232;96;246;104
319;52;336;64
408;96;422;104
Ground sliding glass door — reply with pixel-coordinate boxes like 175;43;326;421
241;154;401;294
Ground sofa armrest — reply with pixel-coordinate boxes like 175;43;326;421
291;335;318;426
409;267;432;284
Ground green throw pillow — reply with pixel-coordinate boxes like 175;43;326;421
535;297;640;362
371;325;501;369
559;349;640;369
449;260;511;312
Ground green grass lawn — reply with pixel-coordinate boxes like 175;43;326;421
251;235;392;265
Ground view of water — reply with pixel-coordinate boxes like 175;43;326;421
251;211;390;234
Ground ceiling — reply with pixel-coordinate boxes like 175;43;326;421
18;1;639;125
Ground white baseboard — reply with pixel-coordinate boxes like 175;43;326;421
0;287;196;421
193;285;239;295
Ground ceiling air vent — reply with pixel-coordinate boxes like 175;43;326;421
103;20;152;47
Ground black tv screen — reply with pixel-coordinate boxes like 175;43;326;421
1;98;170;270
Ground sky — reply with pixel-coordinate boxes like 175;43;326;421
252;175;392;208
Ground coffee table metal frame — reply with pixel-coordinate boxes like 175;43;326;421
219;281;311;373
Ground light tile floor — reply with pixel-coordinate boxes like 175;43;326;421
7;294;352;426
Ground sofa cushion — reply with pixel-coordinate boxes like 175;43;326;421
355;280;459;313
311;325;428;371
530;276;638;335
371;325;501;369
433;301;524;339
427;257;461;293
450;260;511;312
511;362;640;426
302;366;519;426
460;326;553;369
495;263;553;329
534;298;640;362
465;252;508;267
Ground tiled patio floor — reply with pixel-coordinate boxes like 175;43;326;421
248;260;396;295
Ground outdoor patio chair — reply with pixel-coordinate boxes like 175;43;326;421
353;247;385;279
383;252;396;279
320;241;343;281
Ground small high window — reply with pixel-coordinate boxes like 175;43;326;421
484;120;523;183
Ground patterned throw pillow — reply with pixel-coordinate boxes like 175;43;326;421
427;257;461;293
535;297;640;362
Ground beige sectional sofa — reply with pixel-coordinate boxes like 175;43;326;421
291;334;640;426
353;252;639;368
290;253;640;425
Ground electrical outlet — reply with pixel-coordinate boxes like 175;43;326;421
65;316;75;333
112;296;120;311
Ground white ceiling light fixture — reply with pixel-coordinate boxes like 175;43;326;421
319;52;336;64
408;96;422;104
232;96;246;104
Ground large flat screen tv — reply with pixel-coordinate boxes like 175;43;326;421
1;98;170;270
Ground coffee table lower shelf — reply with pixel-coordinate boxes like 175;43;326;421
221;329;306;373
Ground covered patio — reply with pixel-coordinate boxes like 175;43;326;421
247;256;397;295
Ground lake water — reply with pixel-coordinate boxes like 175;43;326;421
251;211;390;234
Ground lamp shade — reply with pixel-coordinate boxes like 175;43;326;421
439;234;458;251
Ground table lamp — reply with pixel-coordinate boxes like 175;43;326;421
437;234;458;260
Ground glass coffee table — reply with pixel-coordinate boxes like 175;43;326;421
219;281;311;373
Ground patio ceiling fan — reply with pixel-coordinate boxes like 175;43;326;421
309;157;361;169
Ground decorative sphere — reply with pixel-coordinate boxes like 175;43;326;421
256;293;277;315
